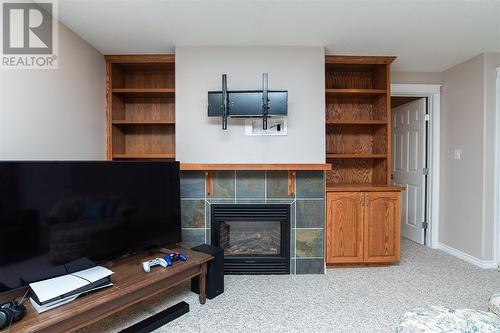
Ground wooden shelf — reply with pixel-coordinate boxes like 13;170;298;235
179;163;332;171
106;55;176;161
326;120;387;125
112;88;175;97
326;183;405;192
112;120;175;125
325;55;396;65
325;89;387;96
326;154;387;159
105;54;175;64
112;153;175;159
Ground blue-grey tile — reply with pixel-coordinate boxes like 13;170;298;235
290;258;296;274
234;199;267;204
296;171;325;198
181;200;205;228
296;229;324;257
209;171;235;198
205;228;212;245
236;171;265;198
180;229;205;248
180;171;205;198
206;198;235;205
291;229;295;257
296;200;325;228
296;258;325;274
205;201;211;227
266;199;295;204
266;171;291;198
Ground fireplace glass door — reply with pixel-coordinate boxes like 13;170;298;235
219;221;282;256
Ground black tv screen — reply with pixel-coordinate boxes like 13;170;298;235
0;161;181;293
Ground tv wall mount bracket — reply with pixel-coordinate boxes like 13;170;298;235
207;73;288;130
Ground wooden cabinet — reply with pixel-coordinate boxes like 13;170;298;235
326;192;364;263
326;191;401;265
363;192;401;263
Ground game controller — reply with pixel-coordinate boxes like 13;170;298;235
163;249;188;262
163;255;172;266
142;258;168;272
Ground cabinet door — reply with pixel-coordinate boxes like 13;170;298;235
363;192;401;263
326;192;364;264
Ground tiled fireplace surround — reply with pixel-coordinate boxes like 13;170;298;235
179;170;325;274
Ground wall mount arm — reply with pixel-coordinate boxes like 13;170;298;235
262;73;269;130
221;74;228;130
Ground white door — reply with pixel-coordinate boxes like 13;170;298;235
392;98;427;244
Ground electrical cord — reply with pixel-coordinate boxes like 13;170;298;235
6;288;29;333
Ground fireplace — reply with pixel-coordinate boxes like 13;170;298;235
211;204;290;274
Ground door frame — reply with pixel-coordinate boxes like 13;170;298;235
391;84;441;249
495;67;500;265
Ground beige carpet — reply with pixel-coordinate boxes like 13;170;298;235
78;239;500;333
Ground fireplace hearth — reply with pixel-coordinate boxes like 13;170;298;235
211;204;290;274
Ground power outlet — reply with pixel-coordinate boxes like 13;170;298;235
245;118;287;136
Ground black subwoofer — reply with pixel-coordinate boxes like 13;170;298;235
191;244;224;300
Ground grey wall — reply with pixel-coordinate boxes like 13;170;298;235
175;46;325;163
439;53;500;260
0;22;105;160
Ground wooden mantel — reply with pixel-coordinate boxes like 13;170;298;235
179;163;331;196
179;163;332;171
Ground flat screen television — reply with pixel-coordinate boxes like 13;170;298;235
0;161;181;294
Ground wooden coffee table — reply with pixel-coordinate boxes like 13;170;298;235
0;246;213;333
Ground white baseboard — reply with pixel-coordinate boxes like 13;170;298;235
437;242;498;269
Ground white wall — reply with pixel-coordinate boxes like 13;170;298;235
391;71;443;84
439;52;500;261
0;22;105;160
175;46;325;163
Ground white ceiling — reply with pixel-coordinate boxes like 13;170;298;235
58;0;500;72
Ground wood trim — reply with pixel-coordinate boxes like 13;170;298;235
112;120;175;125
205;171;212;196
179;163;332;171
325;55;396;65
385;64;392;185
326;184;405;192
326;154;387;159
105;61;113;160
326;120;387;125
288;171;296;196
325;88;387;96
104;54;175;63
112;153;175;159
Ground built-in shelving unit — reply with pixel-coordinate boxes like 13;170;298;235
325;55;396;187
105;55;175;160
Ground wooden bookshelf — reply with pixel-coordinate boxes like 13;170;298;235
105;55;175;160
325;55;396;187
324;56;403;267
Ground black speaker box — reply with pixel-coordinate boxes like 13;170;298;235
191;244;224;300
